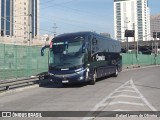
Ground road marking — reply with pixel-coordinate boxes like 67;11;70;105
92;80;131;111
122;86;133;89
112;109;130;111
82;79;157;120
110;95;141;99
130;80;157;111
108;101;145;106
82;80;131;120
97;101;145;107
115;89;136;93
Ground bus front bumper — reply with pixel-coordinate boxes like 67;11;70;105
48;69;90;84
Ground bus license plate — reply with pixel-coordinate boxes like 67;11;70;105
62;80;69;83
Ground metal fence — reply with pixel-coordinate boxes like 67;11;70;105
0;44;48;80
122;53;160;68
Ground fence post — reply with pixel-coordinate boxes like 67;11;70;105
15;45;18;79
136;53;139;66
154;54;157;65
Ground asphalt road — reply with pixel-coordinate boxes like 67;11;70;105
1;66;160;120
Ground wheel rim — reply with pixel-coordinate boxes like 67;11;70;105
116;68;118;75
93;71;97;82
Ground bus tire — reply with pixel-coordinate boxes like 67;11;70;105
113;67;118;77
90;70;97;85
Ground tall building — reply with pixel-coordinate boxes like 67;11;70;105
0;0;39;40
150;14;160;39
114;0;151;42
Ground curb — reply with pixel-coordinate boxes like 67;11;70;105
122;65;160;72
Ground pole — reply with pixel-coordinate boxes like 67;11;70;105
154;37;156;55
152;42;153;54
137;37;139;55
27;0;32;76
53;23;58;37
133;23;137;54
28;0;32;46
157;42;158;55
125;17;129;52
126;37;128;52
154;37;157;65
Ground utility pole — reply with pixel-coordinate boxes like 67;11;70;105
27;0;32;76
132;23;138;55
154;34;157;55
124;17;130;52
28;0;32;46
53;23;58;37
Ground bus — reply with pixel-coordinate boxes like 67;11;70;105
40;32;122;85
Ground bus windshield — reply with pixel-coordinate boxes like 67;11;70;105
49;36;85;69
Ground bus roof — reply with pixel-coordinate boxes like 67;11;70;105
52;32;119;42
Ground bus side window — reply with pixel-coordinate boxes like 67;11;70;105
87;35;91;50
92;37;98;54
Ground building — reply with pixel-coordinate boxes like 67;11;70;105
150;14;160;39
0;0;39;40
114;0;151;42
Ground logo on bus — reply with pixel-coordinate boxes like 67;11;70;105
96;54;105;61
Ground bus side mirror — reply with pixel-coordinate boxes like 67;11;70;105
41;45;49;56
82;47;86;53
41;49;44;56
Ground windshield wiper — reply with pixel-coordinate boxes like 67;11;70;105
63;62;77;68
63;63;82;75
53;64;63;68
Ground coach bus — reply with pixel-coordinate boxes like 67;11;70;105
41;32;122;85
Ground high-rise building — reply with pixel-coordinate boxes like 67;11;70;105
114;0;151;42
150;14;160;39
0;0;39;40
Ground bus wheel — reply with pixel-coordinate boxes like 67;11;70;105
90;70;97;85
113;67;118;77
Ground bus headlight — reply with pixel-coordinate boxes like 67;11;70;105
79;76;84;80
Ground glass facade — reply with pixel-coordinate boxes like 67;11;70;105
1;0;12;35
6;0;10;35
32;0;38;38
114;0;150;41
0;0;39;38
35;0;38;37
1;0;5;32
116;3;121;40
137;0;143;41
32;0;35;38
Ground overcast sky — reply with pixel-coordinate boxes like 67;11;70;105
40;0;160;37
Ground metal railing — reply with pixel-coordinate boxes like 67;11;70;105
0;76;39;91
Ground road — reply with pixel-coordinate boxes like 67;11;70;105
1;66;160;120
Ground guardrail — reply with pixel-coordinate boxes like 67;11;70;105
0;76;39;91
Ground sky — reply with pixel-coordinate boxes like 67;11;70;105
40;0;160;37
